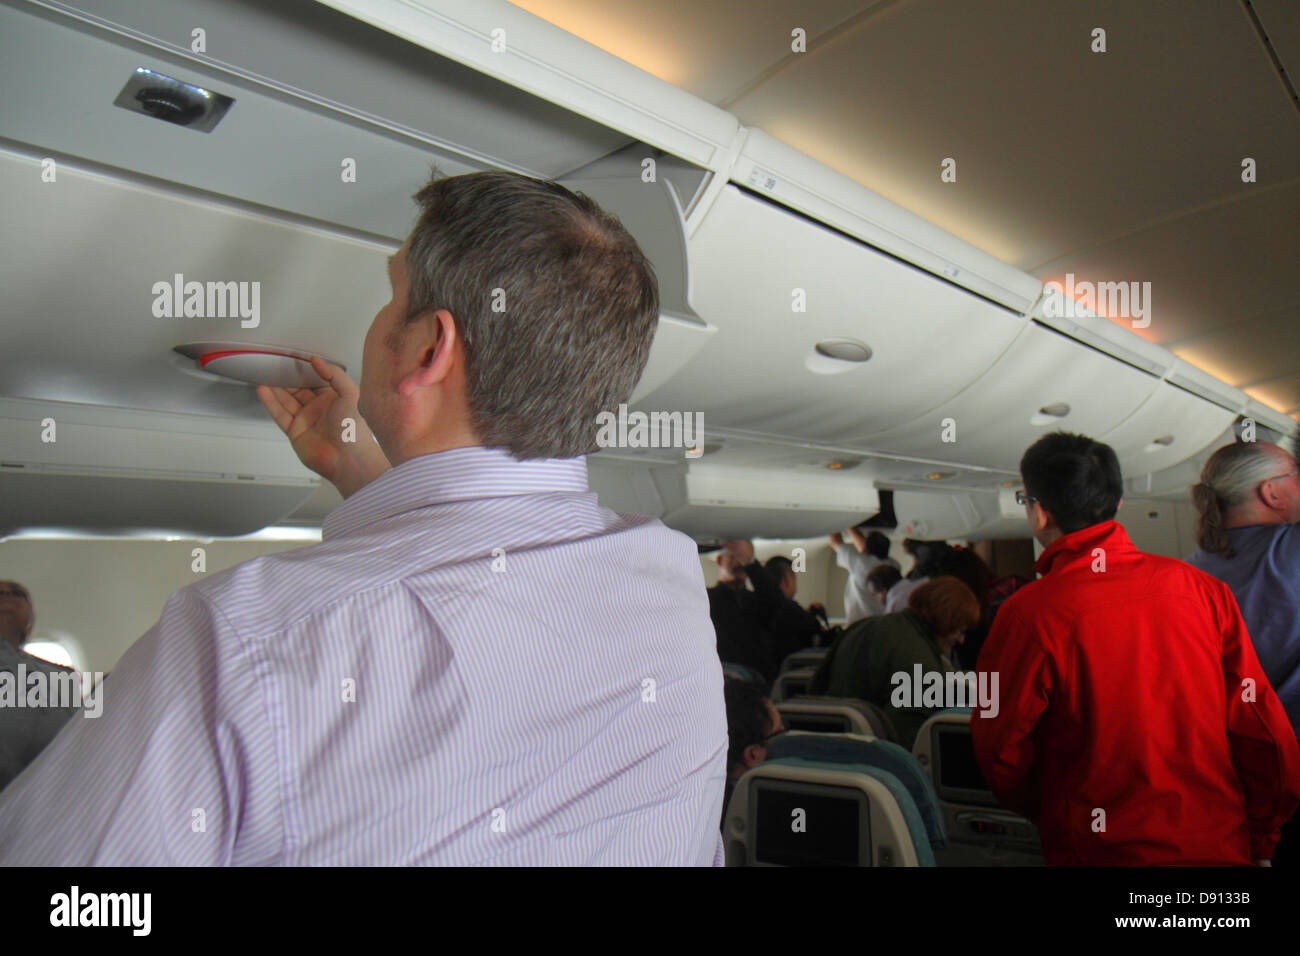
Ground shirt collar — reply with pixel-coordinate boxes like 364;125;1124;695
322;445;589;541
1033;519;1132;576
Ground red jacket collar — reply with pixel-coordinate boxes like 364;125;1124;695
1033;520;1133;577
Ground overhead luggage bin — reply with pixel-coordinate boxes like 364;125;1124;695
890;489;1002;541
558;169;711;402
310;0;741;170
726;129;1046;315
586;457;880;542
0;397;317;538
1099;382;1238;477
632;185;1025;445
854;322;1163;470
9;0;730;238
0;147;390;422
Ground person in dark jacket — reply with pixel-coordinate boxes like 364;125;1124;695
810;576;980;748
708;540;779;684
973;431;1300;866
757;555;825;667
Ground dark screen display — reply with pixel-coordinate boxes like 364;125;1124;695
784;713;851;733
754;783;862;866
936;725;990;792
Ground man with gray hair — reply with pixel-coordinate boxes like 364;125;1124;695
0;171;727;864
1187;441;1300;735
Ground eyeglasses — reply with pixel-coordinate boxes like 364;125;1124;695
0;586;29;600
1263;470;1297;484
1015;490;1039;506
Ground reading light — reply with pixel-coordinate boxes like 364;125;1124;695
174;342;345;388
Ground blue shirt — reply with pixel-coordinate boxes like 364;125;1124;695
1187;523;1300;736
0;446;728;864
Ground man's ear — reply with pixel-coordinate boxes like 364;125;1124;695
397;308;459;397
743;743;766;769
1258;479;1285;510
1030;502;1053;535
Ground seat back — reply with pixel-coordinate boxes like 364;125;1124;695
768;731;946;851
911;709;1043;865
723;755;934;866
776;695;899;743
770;667;816;702
780;647;828;674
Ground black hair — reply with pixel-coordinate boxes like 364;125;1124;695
1020;431;1123;534
866;563;902;595
724;678;772;775
902;539;949;580
864;531;891;560
764;555;794;578
937;547;993;609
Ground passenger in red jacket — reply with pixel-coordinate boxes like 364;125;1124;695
972;431;1300;866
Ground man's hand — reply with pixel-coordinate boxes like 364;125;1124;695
828;532;844;550
257;356;391;499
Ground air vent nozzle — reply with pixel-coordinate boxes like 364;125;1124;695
114;68;234;132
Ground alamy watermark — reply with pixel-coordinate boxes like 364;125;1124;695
890;666;999;718
1;665;104;718
595;404;704;458
151;273;260;328
1043;273;1151;329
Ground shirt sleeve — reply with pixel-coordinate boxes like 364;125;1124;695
969;605;1053;820
834;542;853;572
0;587;284;865
1216;581;1300;861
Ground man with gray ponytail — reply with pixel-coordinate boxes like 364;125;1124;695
1187;441;1300;736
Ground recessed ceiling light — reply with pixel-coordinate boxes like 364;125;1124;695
1030;403;1071;426
814;339;873;363
806;338;872;375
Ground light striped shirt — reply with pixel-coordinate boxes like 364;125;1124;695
0;446;728;865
